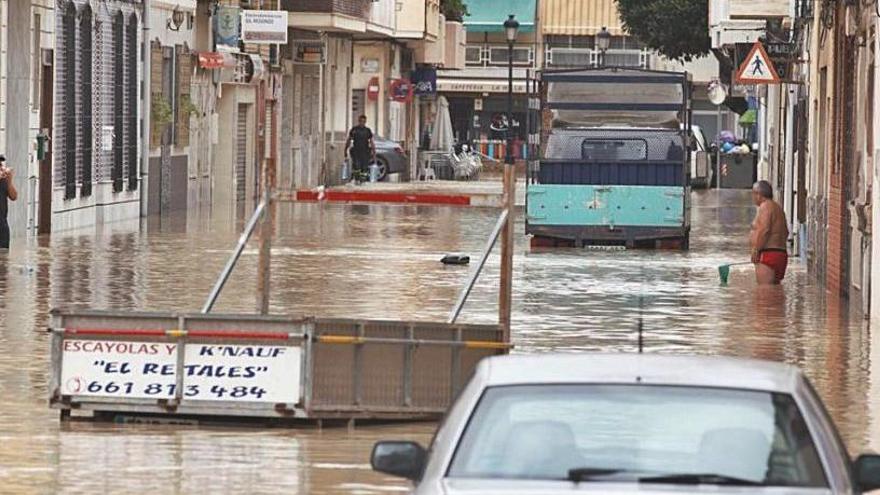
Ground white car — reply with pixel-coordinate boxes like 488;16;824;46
688;124;714;188
371;354;880;494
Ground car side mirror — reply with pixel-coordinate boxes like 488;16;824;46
371;441;426;481
855;454;880;491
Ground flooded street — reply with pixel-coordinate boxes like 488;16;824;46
1;189;878;493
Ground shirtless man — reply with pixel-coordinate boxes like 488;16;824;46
750;180;789;285
0;155;18;249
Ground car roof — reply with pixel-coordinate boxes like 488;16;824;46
479;353;802;394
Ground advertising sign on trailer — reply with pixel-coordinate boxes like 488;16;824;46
60;339;302;403
60;340;178;399
183;344;301;403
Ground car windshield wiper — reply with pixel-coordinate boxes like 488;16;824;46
639;473;765;486
567;467;626;482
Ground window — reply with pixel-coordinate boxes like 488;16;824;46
126;13;138;191
80;6;93;197
465;45;481;65
606;36;645;51
488;46;531;65
61;1;76;200
581;138;648;161
448;385;828;488
112;12;124;192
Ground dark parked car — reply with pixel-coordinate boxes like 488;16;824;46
374;136;409;181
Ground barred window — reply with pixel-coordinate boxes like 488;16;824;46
112;12;124;192
61;1;76;199
127;13;139;191
80;5;93;197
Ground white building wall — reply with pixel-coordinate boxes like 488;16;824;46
353;42;389;137
367;0;395;36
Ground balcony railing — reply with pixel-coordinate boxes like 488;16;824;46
545;46;651;69
281;0;370;19
465;44;536;68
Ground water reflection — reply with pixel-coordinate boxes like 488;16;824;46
0;189;875;493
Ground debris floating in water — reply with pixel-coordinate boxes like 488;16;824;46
441;254;470;265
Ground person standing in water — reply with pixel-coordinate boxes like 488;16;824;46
345;115;376;180
0;156;18;250
750;180;789;285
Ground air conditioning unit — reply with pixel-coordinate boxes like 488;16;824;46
41;48;53;67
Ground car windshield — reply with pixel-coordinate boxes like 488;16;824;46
447;385;828;487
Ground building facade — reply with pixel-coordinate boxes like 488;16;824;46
50;0;144;233
0;1;55;241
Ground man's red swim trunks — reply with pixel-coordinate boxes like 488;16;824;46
759;249;788;282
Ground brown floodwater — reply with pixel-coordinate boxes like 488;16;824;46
0;189;878;493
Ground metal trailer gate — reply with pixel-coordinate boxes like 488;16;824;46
49;311;504;420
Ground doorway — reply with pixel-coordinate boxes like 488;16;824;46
235;103;249;219
38;49;53;235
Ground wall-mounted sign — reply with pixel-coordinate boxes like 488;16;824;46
241;10;288;44
474;98;483;111
390;79;413;103
214;5;240;48
436;79;527;94
367;77;381;101
293;39;325;64
412;67;437;96
198;51;237;69
361;58;380;73
735;41;782;84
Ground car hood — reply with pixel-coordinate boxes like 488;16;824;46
417;479;832;495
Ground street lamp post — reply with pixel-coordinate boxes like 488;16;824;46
597;26;611;68
504;14;520;166
499;14;519;338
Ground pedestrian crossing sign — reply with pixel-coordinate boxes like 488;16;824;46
735;41;781;84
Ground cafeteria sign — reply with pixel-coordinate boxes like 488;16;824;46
241;10;288;44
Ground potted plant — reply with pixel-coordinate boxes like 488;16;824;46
151;94;173;146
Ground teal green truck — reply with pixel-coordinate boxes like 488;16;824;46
527;68;697;249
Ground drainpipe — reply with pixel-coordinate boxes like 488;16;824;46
783;84;795;247
141;0;152;217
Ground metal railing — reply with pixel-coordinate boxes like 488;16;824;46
545;46;651;69
201;200;267;313
466;43;537;68
448;209;509;324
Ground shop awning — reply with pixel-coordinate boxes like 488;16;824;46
465;0;536;33
198;51;236;69
541;0;623;36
